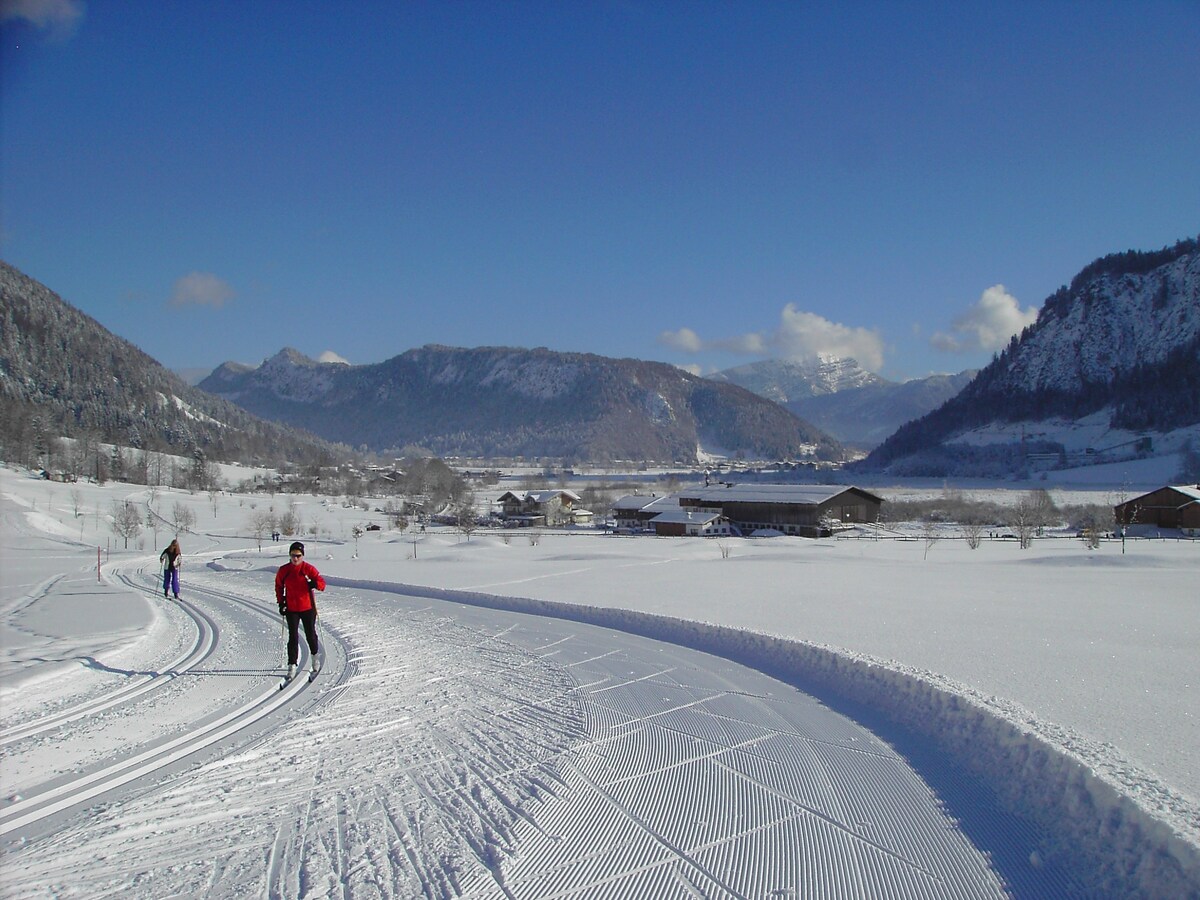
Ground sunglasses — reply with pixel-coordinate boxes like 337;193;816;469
290;553;303;559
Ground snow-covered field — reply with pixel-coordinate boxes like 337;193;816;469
1;465;1197;897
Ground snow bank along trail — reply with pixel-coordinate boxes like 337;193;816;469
341;576;1200;899
446;602;1021;899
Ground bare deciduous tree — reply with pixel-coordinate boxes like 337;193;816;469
922;521;939;560
146;508;160;550
456;493;478;541
172;501;196;534
248;509;274;550
277;502;303;536
109;500;142;549
961;517;985;550
1007;492;1044;549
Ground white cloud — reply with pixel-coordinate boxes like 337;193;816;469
771;305;884;371
317;350;350;365
169;272;234;309
658;304;885;372
658;327;703;353
931;285;1038;353
0;0;85;35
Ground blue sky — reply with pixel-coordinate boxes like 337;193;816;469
2;1;1198;383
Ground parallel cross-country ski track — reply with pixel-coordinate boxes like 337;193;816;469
0;561;351;839
0;572;219;749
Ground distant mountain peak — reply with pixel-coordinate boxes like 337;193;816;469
250;347;340;402
263;346;319;367
709;356;882;402
708;356;973;448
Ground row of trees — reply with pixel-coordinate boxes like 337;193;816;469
0;411;227;493
880;488;1117;550
108;497;197;549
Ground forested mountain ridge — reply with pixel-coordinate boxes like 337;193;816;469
202;344;844;464
0;262;349;469
860;236;1200;475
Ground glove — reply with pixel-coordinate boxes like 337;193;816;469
278;602;287;616
306;577;319;591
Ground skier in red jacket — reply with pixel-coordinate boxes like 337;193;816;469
275;541;326;682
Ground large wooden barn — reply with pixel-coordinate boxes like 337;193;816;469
673;484;883;537
1113;485;1200;535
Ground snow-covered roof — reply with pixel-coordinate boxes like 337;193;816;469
501;489;582;504
611;494;662;511
527;489;581;503
678;484;880;505
1122;484;1200;506
650;509;722;525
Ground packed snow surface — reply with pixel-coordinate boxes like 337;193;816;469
1;467;1197;897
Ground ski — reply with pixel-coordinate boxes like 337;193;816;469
279;666;299;690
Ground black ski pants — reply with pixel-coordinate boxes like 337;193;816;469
285;608;318;666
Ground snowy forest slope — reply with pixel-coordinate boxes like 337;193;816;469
0;263;348;469
862;236;1200;474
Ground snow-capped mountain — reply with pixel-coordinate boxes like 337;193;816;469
861;236;1200;476
708;355;884;402
709;357;975;448
200;345;844;464
790;370;978;448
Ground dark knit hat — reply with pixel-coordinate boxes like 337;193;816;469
289;541;305;555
